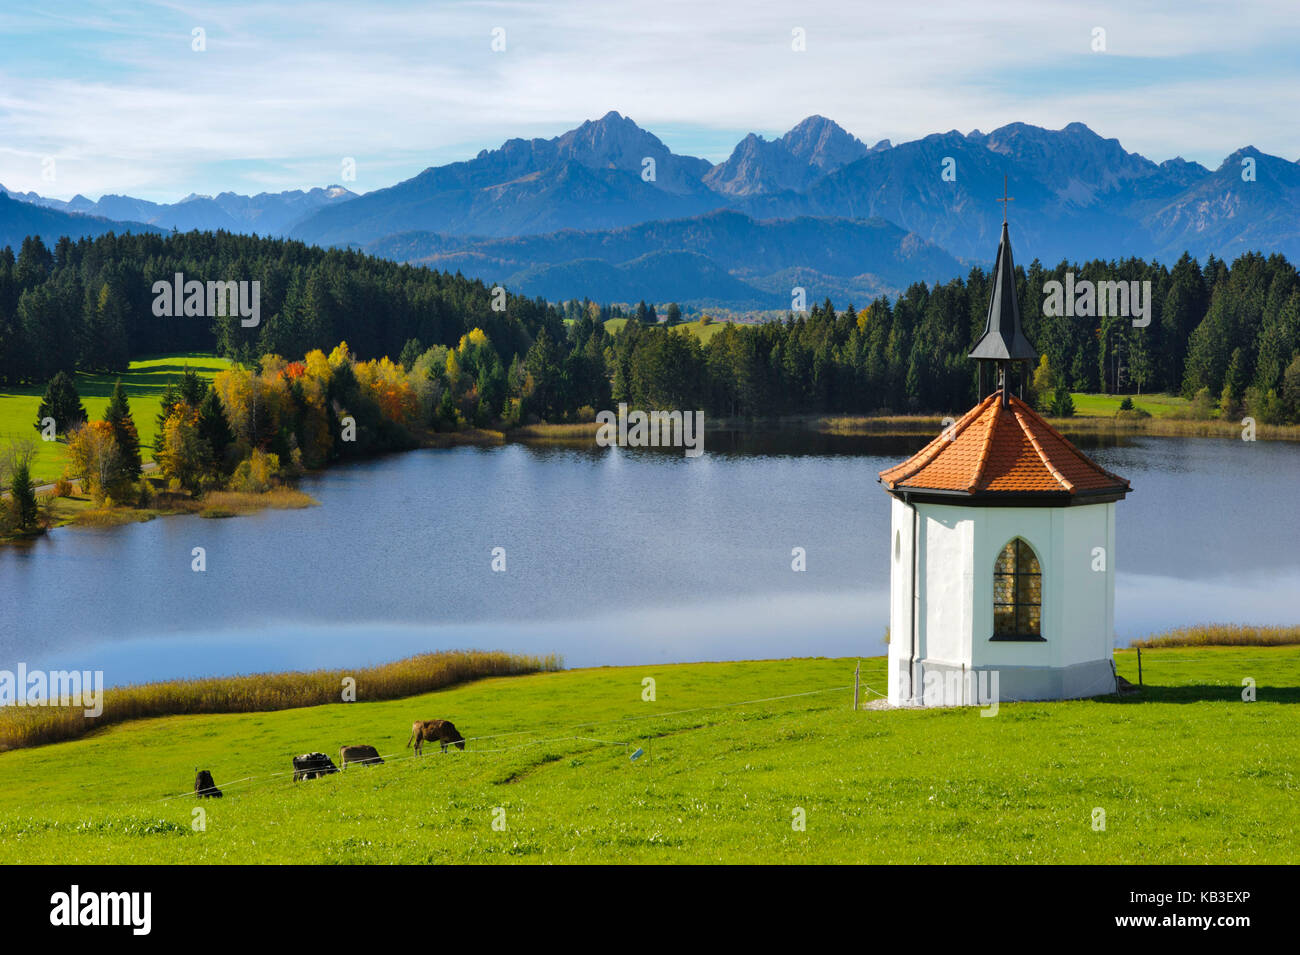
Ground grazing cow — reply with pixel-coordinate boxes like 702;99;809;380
406;719;466;755
339;744;384;769
292;752;338;781
194;769;223;798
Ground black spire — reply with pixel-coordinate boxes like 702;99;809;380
969;183;1036;403
969;222;1036;363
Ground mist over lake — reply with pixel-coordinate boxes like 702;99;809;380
2;432;1296;687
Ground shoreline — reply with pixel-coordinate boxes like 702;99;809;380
512;412;1300;441
6;410;1295;547
0;649;560;753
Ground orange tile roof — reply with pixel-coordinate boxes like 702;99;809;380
879;391;1130;499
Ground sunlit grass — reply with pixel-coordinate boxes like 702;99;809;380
1068;392;1188;418
0;353;230;485
0;648;1296;863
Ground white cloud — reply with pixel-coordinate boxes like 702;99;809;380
1;0;1297;200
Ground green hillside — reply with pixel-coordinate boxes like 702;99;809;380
1;649;1295;864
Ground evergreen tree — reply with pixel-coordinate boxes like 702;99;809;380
102;379;142;480
198;387;236;474
179;367;207;407
1050;382;1075;417
398;337;423;370
5;446;39;531
523;327;562;419
34;370;86;436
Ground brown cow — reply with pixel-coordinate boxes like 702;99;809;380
406;719;466;755
339;744;384;769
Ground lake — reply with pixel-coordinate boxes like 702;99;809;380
2;430;1297;687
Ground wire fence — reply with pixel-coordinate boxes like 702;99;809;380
1117;646;1300;690
90;647;1290;811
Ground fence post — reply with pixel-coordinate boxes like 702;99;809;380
1137;647;1143;687
853;661;860;711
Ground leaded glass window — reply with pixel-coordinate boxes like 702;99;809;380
993;538;1042;640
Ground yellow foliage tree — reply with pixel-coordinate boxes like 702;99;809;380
157;406;207;492
66;421;124;505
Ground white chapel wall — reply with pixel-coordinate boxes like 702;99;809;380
887;496;915;703
1058;502;1115;667
920;504;974;666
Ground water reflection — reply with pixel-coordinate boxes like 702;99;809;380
1;430;1295;685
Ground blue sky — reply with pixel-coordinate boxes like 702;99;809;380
1;0;1297;202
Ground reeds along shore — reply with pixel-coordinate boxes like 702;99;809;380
0;650;562;752
1129;625;1300;649
815;414;1300;440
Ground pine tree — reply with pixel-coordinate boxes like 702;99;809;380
398;337;423;370
103;379;142;480
1050;382;1075;417
179;367;206;407
34;370;87;436
6;446;39;531
197;387;236;474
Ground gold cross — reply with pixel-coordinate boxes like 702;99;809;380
997;175;1014;224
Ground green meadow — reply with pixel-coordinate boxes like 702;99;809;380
0;354;231;485
0;648;1295;864
602;317;727;343
1068;392;1189;418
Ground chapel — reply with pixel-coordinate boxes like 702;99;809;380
878;209;1131;705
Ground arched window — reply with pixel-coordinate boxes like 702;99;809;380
992;537;1042;640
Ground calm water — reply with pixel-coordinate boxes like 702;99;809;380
2;431;1297;686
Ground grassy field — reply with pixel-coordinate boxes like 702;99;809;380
0;354;231;485
601;317;727;343
0;648;1295;864
1069;392;1189;418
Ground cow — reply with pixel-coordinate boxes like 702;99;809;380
194;769;222;798
339;744;384;769
406;719;466;755
292;752;339;781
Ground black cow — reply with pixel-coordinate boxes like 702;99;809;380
292;752;339;781
194;769;223;798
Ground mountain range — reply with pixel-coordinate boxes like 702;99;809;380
4;112;1299;308
0;184;356;244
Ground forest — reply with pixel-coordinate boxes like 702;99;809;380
2;230;1300;426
